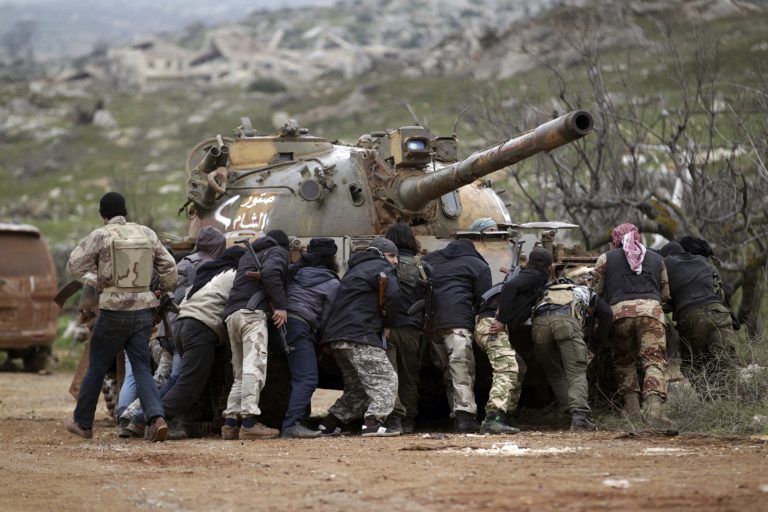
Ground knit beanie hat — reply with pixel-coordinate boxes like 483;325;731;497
195;226;226;258
99;192;127;219
308;237;338;257
528;247;553;267
266;229;290;248
469;217;497;232
368;236;398;256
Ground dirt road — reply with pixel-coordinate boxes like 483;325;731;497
1;371;766;511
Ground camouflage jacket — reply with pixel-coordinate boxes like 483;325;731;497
67;216;177;311
593;252;670;323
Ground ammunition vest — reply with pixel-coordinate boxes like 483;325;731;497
103;223;153;292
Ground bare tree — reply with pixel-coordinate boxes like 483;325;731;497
468;14;767;335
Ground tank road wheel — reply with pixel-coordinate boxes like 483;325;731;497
23;346;51;372
101;374;119;421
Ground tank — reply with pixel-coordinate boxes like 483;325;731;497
179;111;594;428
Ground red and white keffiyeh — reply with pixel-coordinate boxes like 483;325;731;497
612;223;646;275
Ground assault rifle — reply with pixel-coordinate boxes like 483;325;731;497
378;272;388;317
153;291;180;343
235;239;292;355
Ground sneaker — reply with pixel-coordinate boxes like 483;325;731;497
480;415;521;435
361;418;400;437
65;418;93;440
147;417;168;442
280;422;322;439
127;416;146;438
117;417;137;438
240;422;279;439
383;414;403;434
318;414;351;436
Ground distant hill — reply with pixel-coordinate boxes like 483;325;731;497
0;0;332;60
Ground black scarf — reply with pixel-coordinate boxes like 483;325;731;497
186;246;245;299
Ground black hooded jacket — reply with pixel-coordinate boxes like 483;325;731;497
423;239;491;331
661;241;721;318
496;267;549;327
221;236;289;320
321;250;399;349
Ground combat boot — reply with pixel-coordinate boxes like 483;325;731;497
623;392;642;423
570;410;597;431
480;410;521;435
454;411;480;433
643;395;676;430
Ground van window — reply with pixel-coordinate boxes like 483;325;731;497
0;233;53;276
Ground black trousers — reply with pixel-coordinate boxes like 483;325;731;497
163;317;218;420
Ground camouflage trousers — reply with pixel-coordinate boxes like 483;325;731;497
531;314;589;414
223;309;268;419
474;316;522;414
328;341;398;423
677;303;738;394
386;326;422;418
611;316;667;401
430;328;477;415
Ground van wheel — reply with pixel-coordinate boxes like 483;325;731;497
23;346;51;372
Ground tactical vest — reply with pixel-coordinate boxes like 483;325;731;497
395;253;427;289
103;223;153;292
536;280;585;320
603;249;662;306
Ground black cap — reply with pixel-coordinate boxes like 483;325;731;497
308;237;338;257
266;229;290;248
528;247;553;267
99;192;127;219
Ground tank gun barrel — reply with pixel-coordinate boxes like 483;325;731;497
395;110;593;211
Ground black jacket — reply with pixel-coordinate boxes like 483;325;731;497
393;249;434;329
423;239;491;331
221;236;288;320
588;294;613;350
661;241;720;318
287;266;340;332
321;250;399;349
496;267;548;327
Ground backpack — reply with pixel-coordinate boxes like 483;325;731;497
103;223;154;291
395;253;428;289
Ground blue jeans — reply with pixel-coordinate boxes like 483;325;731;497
74;309;164;429
116;354;137;418
133;347;183;422
282;317;319;428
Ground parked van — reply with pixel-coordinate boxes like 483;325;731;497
0;223;59;371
